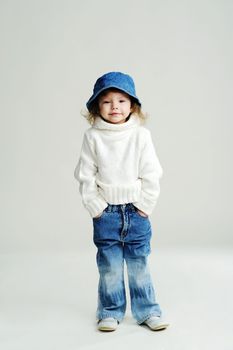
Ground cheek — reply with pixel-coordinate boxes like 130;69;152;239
99;105;109;116
126;103;132;111
99;104;105;112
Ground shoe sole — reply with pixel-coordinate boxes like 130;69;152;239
98;326;117;332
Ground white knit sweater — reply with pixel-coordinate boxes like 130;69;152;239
74;113;163;218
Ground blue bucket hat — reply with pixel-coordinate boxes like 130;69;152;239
86;71;141;111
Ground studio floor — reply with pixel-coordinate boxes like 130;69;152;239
0;246;232;350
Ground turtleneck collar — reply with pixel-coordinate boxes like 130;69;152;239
92;113;140;131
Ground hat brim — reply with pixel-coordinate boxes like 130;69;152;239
86;85;141;110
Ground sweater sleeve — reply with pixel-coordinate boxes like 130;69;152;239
132;129;163;216
74;132;108;218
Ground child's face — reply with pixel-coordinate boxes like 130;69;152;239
98;90;132;124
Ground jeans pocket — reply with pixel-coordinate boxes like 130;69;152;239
93;211;105;221
135;210;149;219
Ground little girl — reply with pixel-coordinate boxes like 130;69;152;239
74;71;169;332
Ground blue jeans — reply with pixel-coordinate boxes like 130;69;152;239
92;203;162;324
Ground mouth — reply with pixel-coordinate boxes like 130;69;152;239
110;113;121;116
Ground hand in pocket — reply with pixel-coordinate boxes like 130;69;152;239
94;211;103;219
137;209;148;217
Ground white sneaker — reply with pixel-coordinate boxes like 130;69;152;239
97;317;118;332
143;316;169;331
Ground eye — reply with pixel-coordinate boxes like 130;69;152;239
119;100;126;103
103;101;110;104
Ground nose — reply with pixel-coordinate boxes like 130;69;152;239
112;102;119;110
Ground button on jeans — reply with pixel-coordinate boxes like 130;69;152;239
92;203;162;324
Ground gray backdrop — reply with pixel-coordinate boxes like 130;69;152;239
1;0;232;253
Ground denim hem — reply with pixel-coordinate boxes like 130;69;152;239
137;312;162;325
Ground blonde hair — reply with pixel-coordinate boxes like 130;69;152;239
81;88;148;125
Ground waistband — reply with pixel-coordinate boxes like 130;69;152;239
104;203;137;213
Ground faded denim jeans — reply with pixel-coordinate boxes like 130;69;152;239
92;203;162;324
